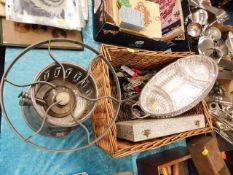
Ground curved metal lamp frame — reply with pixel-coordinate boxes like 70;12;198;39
0;38;122;152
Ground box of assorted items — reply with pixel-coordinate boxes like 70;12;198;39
91;44;214;158
93;0;189;51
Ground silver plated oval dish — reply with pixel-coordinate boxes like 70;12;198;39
139;55;218;117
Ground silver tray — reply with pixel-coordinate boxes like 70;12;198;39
140;55;218;117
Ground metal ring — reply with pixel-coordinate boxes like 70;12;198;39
0;38;122;152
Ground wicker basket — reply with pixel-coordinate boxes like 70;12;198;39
91;44;213;158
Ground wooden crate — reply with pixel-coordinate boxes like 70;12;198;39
91;44;213;158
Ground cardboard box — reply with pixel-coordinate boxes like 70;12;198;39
0;19;83;50
93;0;190;51
126;0;162;39
0;0;5;17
